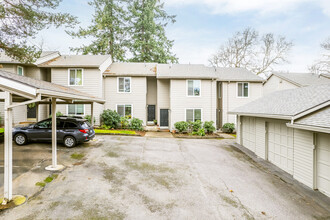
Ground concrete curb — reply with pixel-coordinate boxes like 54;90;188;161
95;133;142;137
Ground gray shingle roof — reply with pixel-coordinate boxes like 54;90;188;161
104;62;157;76
0;70;104;102
39;55;111;67
0;51;59;64
230;84;330;118
215;67;264;82
269;72;330;86
157;64;217;79
295;107;330;129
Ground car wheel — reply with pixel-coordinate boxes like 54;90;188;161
64;136;76;148
14;133;27;145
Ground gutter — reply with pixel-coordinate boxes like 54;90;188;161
286;123;330;134
228;111;292;120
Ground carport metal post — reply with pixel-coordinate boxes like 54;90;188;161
51;98;57;168
4;91;13;201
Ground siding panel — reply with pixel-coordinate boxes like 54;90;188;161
293;129;314;188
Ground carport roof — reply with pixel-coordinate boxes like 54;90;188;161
229;84;330;120
0;70;105;103
294;107;330;129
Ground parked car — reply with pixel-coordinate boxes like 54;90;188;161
12;117;95;147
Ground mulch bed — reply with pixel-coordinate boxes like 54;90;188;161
172;133;222;139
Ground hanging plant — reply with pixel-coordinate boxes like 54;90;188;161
28;103;36;109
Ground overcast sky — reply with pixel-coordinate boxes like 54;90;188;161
34;0;330;72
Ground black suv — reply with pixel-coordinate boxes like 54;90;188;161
13;116;95;148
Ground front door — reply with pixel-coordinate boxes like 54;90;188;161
148;105;156;121
160;109;168;127
27;105;37;119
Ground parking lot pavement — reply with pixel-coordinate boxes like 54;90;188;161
1;136;329;220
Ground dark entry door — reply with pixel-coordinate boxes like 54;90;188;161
27;105;37;118
148;105;156;121
160;109;168;127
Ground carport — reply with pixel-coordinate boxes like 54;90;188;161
0;70;105;203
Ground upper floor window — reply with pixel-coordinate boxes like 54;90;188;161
186;109;202;122
118;77;131;93
117;104;132;118
17;66;24;76
68;104;84;115
69;69;83;86
237;82;249;97
187;80;201;96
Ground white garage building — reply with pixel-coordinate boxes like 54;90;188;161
230;84;330;197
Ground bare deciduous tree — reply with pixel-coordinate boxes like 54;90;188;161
309;37;330;74
209;28;293;75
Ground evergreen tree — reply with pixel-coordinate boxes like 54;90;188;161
68;0;128;62
128;0;178;63
0;0;77;63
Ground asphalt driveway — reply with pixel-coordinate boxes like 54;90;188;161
1;135;329;219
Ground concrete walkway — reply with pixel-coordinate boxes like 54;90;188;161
144;131;173;138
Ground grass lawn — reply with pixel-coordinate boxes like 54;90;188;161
94;129;136;135
0;128;4;133
230;134;237;138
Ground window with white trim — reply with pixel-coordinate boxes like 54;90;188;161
17;66;24;76
186;109;202;122
117;104;132;118
69;69;83;86
237;82;249;97
187;80;201;96
68;104;84;115
118;77;131;93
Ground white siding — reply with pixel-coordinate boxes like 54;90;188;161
12;105;27;124
51;68;104;125
147;77;157;105
263;75;298;95
293;129;314;188
157;79;170;127
316;133;330;196
104;76;147;124
221;82;263;126
268;121;294;175
242;117;256;152
170;79;216;131
255;118;266;159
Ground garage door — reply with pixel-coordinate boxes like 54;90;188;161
242;117;256;152
317;133;330;197
267;122;293;175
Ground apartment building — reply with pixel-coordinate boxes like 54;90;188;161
0;52;264;131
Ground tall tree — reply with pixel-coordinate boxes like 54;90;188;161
209;28;293;75
309;37;330;74
68;0;128;62
0;0;77;63
127;0;178;63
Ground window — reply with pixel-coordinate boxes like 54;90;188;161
187;80;201;96
237;82;249;97
186;109;202;122
118;77;131;93
64;122;78;129
69;69;83;86
17;66;24;76
117;104;132;118
36;120;51;128
68;104;84;115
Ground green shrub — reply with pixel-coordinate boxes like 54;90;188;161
191;120;202;132
50;111;63;118
130;118;143;131
153;119;157;125
84;115;96;124
203;121;216;134
222;123;235;133
100;109;121;129
120;116;129;128
174;121;189;133
192;128;205;136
